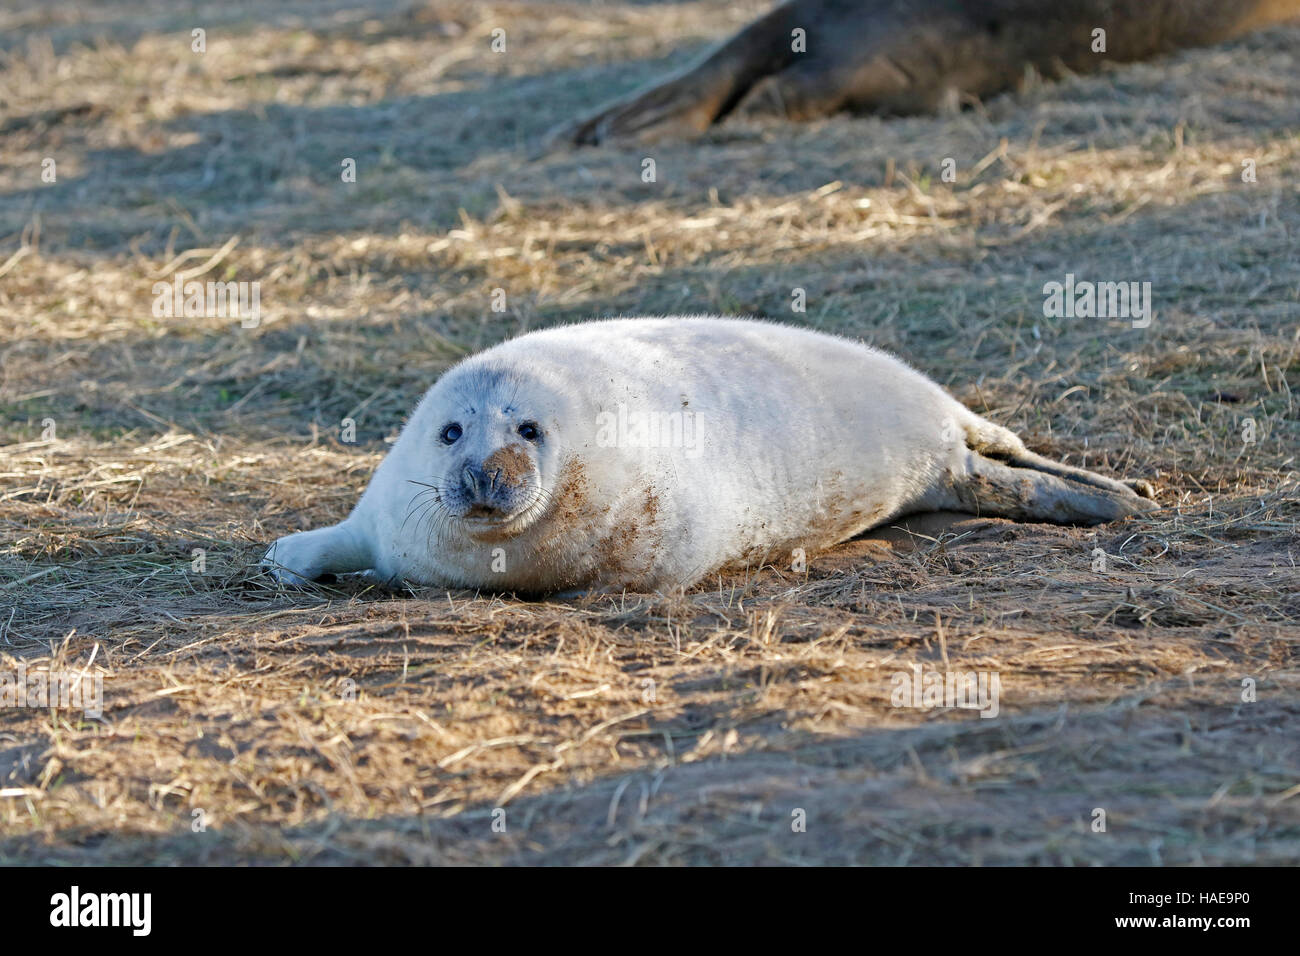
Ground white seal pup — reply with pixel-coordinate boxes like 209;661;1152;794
263;317;1156;593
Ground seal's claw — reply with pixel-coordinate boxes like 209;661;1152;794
261;540;319;587
1128;479;1158;501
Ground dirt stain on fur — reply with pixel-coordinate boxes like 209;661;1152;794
522;457;664;590
484;444;534;490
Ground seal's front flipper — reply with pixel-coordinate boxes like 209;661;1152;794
262;521;372;586
950;452;1158;525
545;68;722;148
543;0;807;147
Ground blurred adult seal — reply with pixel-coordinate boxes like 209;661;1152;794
548;0;1300;146
263;317;1155;594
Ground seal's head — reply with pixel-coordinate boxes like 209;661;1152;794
416;363;568;539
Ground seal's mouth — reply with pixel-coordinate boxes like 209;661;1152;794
462;503;507;521
453;496;541;538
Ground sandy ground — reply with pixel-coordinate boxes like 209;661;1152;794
0;0;1297;864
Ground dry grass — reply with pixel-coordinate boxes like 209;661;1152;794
1;0;1298;864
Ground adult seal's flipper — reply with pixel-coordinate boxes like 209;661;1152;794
545;0;813;148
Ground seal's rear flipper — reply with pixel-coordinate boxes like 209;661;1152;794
962;417;1158;504
262;521;373;586
949;451;1158;525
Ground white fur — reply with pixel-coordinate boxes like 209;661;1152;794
263;316;993;592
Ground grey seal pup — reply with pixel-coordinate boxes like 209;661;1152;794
263;317;1156;593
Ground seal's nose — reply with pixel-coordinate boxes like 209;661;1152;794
460;464;504;507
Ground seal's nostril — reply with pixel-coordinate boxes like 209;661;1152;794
461;465;479;498
488;468;503;491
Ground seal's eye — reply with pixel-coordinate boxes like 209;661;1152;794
518;421;541;443
439;423;462;445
